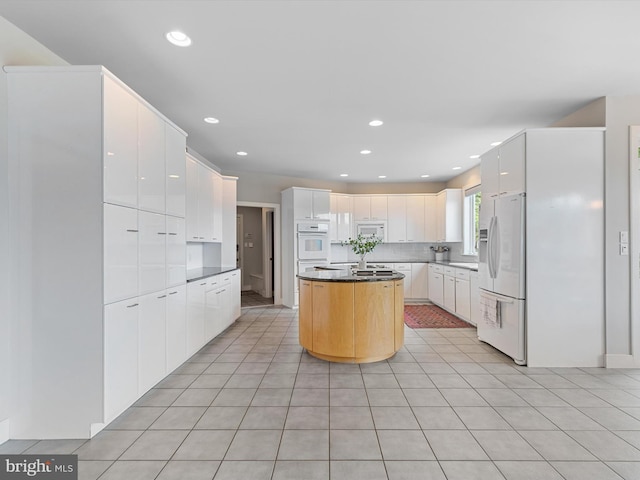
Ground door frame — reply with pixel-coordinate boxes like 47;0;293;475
262;208;274;299
237;201;282;306
630;127;640;366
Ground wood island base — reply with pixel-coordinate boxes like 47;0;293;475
298;277;405;364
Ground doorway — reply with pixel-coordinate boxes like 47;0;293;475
237;202;281;308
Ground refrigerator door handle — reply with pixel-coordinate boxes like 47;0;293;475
488;216;497;279
480;289;515;304
493;216;501;277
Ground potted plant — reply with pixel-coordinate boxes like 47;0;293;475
342;234;383;269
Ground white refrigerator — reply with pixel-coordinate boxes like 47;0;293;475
478;192;526;365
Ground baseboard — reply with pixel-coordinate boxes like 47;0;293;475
0;418;9;445
605;354;637;368
90;422;106;438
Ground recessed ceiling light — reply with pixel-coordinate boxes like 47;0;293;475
204;117;219;124
236;151;248;156
500;171;509;176
469;154;480;159
166;31;192;47
490;141;502;146
369;120;384;127
360;149;372;155
452;166;462;170
421;174;430;178
168;174;180;179
378;175;387;179
340;173;349;177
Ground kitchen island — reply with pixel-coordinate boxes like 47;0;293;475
297;269;405;363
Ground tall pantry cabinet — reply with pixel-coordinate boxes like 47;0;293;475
6;66;188;439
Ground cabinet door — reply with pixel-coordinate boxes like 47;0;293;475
337;195;352;242
104;203;138;304
428;270;444;306
222;177;239;267
312;190;330;220
212;172;223;241
411;263;428;299
330;194;339;242
186;281;206;355
166;285;187;373
166;216;186;287
299;280;313;350
104;299;138;422
354;282;395;359
394;263;412;298
436;191;446;242
440;189;463;242
186;157;200;241
198;165;215;242
139;211;167;295
394;280;405;351
352;196;371;220
469;271;480;326
165;124;186;217
424;195;437;242
455;278;470;321
387;196;407;243
499;134;525;195
481;148;500;201
444;275;456;312
312;282;354;357
138;104;166;214
103;76;138;208
294;189;314;220
370;196;388;220
205;286;223;341
406;196;425;242
229;270;241;321
138;291;167;395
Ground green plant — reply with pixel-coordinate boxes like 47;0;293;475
341;234;382;256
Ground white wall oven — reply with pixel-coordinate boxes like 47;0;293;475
297;222;329;260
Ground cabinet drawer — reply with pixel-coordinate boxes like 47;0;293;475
394;263;412;272
455;268;470;280
444;266;455;276
430;264;444;274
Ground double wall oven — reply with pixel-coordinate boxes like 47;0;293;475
295;222;330;303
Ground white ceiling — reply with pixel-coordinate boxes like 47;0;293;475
1;1;639;182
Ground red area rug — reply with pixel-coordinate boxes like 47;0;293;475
404;304;472;328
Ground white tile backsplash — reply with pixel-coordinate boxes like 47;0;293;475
330;242;475;263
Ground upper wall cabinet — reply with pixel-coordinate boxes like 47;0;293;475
481;133;525;199
138;104;166;214
387;195;425;243
330;193;352;243
435;189;462;242
165;124;187;218
185;154;224;242
292;188;331;220
353;195;387;221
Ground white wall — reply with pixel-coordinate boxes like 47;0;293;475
550;97;606;128
0;17;68;440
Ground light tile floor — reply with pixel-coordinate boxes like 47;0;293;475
241;291;274;308
3;306;640;479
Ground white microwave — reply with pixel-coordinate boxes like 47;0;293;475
355;222;386;241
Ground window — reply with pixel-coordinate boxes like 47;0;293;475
463;185;481;256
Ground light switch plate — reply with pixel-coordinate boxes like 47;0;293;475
620;244;629;256
620;231;629;243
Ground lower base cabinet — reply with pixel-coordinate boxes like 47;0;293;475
428;264;444;306
166;285;187;372
138;291;167;396
444;274;456;312
455;278;471;321
187;280;207;356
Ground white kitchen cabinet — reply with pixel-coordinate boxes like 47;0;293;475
166;216;186;287
444;273;456;312
387;195;425;243
198;165;215;242
436;189;462;242
103;76;138;209
205;285;224;341
424;194;437;242
212;171;223;241
186;280;207;356
353;195;387;220
229;270;242;322
185;156;200;241
330;193;352;243
138;104;166;214
455;278;470;321
138;291;167;395
428;264;444;306
138;211;167;295
165;124;187;218
221;176;239;268
7;65;190;439
166;284;187;373
104;203;138;304
393;263;413;298
104;298;139;423
292;188;331;220
411;263;429;300
469;271;480;326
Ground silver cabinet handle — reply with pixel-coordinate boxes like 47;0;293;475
314;285;325;288
168;232;177;236
157;294;167;299
192;236;199;239
126;303;138;308
126;229;139;233
157;232;167;235
200;282;207;286
169;291;178;295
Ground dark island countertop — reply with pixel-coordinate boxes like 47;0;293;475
297;269;405;282
187;266;239;283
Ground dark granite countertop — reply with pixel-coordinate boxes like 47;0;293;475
187;267;239;283
298;269;405;282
